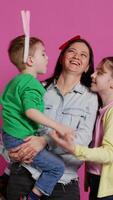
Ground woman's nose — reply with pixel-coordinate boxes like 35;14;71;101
73;53;79;59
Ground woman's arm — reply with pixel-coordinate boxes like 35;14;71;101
9;135;47;163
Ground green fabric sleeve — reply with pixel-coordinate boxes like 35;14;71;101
21;88;43;112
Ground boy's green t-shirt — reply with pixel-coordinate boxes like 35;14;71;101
1;74;46;139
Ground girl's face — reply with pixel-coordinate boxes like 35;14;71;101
61;42;90;76
91;63;113;95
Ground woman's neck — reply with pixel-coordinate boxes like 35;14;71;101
56;72;81;95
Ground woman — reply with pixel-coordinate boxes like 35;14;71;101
50;57;113;200
3;35;98;200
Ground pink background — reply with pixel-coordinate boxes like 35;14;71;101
0;0;113;199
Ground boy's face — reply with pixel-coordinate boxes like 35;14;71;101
32;42;48;74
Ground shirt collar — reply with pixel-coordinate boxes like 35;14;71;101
73;83;86;94
47;79;85;94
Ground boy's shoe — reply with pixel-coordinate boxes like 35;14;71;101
26;191;40;200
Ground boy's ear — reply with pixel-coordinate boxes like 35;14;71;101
26;56;34;66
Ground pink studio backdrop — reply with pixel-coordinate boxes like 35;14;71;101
0;0;113;199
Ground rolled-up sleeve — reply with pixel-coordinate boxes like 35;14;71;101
21;88;44;112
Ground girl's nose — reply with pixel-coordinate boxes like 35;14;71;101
91;71;96;78
46;55;48;60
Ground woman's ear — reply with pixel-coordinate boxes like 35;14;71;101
84;65;89;73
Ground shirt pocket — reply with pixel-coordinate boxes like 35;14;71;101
62;108;87;130
44;104;57;119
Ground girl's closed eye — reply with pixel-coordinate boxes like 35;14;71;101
97;69;105;76
97;71;102;75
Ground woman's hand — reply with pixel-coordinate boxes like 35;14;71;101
49;131;75;155
9;136;47;163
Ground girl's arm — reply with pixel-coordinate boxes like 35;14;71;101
51;108;113;164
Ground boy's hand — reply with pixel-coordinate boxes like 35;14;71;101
49;130;75;154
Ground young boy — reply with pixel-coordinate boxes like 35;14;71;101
1;35;73;200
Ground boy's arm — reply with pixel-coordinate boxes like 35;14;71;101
25;108;61;131
25;109;74;137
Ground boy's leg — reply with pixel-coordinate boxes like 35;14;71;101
2;132;24;149
31;149;65;196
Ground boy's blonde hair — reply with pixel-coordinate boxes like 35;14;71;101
8;35;44;71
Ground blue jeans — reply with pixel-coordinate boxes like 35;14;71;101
88;173;113;200
3;132;65;196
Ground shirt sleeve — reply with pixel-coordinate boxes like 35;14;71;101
21;88;43;112
75;107;113;164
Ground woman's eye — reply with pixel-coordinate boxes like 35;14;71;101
67;50;74;53
81;54;87;58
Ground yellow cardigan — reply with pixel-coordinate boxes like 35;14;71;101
75;107;113;198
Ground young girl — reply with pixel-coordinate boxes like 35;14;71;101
51;57;113;200
1;35;74;200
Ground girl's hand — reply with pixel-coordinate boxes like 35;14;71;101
56;124;74;138
49;130;75;154
9;136;47;163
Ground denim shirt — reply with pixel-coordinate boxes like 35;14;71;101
39;82;98;184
